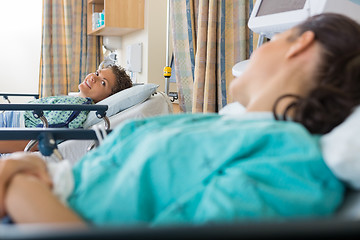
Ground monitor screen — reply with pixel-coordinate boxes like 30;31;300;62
256;0;307;17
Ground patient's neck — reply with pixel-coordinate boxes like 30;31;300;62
245;69;313;116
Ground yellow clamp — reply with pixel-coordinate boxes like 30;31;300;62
163;66;172;78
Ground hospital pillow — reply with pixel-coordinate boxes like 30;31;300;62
83;83;158;128
321;105;360;190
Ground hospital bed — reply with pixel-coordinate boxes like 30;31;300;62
1;102;360;240
0;103;110;158
47;90;173;164
0;199;360;239
0;128;112;158
1;124;359;240
0;83;173;161
1;112;360;235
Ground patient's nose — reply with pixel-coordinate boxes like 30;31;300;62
90;74;97;82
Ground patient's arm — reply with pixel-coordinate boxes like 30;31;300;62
5;173;85;225
0;140;38;153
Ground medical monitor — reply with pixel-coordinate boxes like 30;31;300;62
248;0;360;39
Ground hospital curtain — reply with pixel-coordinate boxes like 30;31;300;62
171;0;256;113
39;0;102;97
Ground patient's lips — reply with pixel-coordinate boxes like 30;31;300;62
85;80;92;89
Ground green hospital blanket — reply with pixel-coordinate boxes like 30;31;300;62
68;113;344;226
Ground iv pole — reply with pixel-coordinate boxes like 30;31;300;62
163;0;172;96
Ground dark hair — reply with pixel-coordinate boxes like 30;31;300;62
274;13;360;134
106;65;133;95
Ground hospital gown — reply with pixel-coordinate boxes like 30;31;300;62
67;113;345;226
24;96;93;128
0;96;93;128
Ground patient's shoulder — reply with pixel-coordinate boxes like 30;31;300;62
29;95;93;105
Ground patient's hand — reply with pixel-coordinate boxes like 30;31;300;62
0;152;52;217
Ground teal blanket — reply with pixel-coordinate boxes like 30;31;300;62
68;113;344;226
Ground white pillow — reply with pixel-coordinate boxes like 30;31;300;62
83;83;158;128
321;106;360;190
219;102;246;116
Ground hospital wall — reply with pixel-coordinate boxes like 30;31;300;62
117;0;173;93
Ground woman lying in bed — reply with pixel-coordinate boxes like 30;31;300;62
1;13;360;226
0;64;132;153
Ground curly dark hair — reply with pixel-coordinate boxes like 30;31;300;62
273;13;360;134
105;65;133;95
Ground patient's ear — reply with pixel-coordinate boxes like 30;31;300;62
285;31;316;59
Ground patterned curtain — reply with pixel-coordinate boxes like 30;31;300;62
39;0;103;97
171;0;257;113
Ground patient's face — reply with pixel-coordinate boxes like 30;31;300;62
78;68;116;103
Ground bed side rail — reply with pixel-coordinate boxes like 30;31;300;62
0;128;111;140
0;104;108;116
0;93;39;103
0;128;111;160
0;104;110;128
0;218;359;239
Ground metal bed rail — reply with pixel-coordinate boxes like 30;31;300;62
0;128;111;141
0;103;110;129
0;104;108;117
0;128;112;159
0;93;39;102
0;218;359;239
0;104;111;159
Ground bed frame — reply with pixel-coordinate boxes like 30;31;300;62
1;218;360;239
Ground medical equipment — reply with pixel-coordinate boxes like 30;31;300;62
163;0;178;103
164;0;171;96
249;0;360;39
233;0;360;77
163;66;172;79
98;36;121;69
103;36;121;52
99;51;117;69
